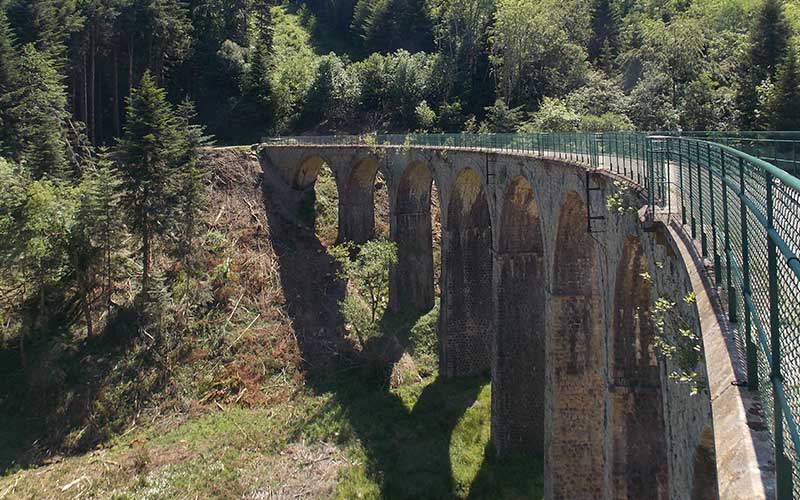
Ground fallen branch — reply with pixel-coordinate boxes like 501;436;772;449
60;475;87;492
225;292;245;327
229;313;261;348
0;477;20;498
212;205;226;225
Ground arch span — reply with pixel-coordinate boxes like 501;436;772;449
492;176;546;458
610;236;669;499
341;158;380;243
293;155;327;190
440;168;493;377
549;191;605;499
391;161;436;312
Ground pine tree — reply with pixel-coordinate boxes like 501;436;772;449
0;9;19;156
737;0;791;129
0;8;17;93
246;39;271;100
2;44;69;177
171;99;211;262
768;48;800;130
751;0;791;77
116;70;180;301
246;0;272;90
252;1;272;48
73;148;125;336
143;0;192;83
7;0;83;60
589;0;618;65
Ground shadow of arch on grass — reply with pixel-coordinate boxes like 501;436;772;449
262;166;543;499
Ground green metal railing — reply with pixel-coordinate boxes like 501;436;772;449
265;132;800;496
668;131;800;177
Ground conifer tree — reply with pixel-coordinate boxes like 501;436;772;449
0;9;17;94
589;0;618;65
768;48;800;130
172;99;211;262
117;71;179;301
751;0;791;77
73;148;125;336
2;44;69;177
7;0;83;60
736;0;791;129
246;39;271;101
0;9;19;156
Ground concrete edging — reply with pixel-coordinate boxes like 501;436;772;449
666;219;776;500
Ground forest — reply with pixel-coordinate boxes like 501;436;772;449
2;0;800;149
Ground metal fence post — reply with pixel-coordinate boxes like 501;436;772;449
646;137;655;214
690;143;697;239
739;157;758;391
679;141;687;225
698;142;708;257
766;171;793;498
708;144;721;283
721;152;737;323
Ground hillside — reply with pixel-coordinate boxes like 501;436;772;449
0;148;542;500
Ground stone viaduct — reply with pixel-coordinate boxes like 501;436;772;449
258;143;773;500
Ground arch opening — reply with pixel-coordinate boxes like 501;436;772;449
493;177;546;458
294;155;339;245
391;161;436;312
549;191;605;498
610;236;669;499
341;158;381;244
440;168;493;377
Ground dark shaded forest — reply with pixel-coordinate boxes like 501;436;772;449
2;0;800;150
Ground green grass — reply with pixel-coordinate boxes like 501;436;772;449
297;165;339;243
0;152;544;498
0;370;544;500
297;368;543;500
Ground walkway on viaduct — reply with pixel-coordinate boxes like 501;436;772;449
258;132;800;500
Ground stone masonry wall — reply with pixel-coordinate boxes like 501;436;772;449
258;144;716;500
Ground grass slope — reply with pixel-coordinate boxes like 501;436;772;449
0;148;543;499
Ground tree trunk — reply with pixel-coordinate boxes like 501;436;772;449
128;35;134;100
82;52;88;125
89;32;96;143
83;285;94;338
97;60;103;144
19;323;26;370
19;287;27;370
113;47;120;137
141;193;150;302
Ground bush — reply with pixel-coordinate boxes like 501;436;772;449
415;100;437;131
521;97;580;132
579;112;634;131
303;53;361;130
329;239;398;344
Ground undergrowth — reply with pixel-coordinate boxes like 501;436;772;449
0;148;544;500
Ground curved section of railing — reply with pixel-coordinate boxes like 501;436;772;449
263;132;800;496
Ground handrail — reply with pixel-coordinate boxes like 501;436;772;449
263;132;800;496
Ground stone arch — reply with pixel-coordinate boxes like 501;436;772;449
610;236;669;500
440;167;493;377
341;158;380;244
492;176;546;458
291;154;340;244
293;155;328;190
549;190;605;499
390;161;436;312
